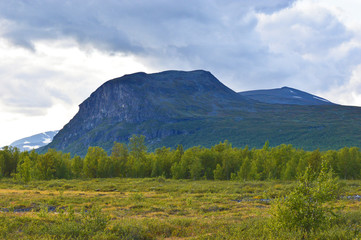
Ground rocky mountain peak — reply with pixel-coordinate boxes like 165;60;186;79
43;70;250;155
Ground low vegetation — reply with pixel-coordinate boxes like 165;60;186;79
0;175;360;239
1;137;361;238
1;136;361;182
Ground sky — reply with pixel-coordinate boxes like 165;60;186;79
1;0;361;146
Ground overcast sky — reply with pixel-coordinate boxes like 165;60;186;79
1;0;361;146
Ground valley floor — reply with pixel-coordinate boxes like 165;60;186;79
0;178;360;239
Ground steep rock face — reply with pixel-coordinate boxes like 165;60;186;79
76;70;248;125
44;70;252;155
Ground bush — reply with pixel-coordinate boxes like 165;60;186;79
270;160;341;238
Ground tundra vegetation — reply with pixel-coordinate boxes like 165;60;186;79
0;135;361;239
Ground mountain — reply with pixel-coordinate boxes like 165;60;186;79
41;70;361;156
10;131;59;151
238;87;334;105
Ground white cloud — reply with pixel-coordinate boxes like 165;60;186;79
0;38;151;146
312;0;361;31
322;64;361;106
0;103;76;147
0;38;150;111
255;0;361;95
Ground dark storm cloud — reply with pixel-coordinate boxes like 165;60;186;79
0;0;141;53
0;0;294;52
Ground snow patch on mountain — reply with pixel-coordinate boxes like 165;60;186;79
9;130;59;151
43;138;52;144
313;96;330;103
23;145;40;150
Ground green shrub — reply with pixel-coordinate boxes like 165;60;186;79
270;160;341;238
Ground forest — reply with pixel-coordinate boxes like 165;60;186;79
2;135;361;183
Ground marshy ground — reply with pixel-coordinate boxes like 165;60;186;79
0;178;361;239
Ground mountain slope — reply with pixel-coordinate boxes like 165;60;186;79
42;70;255;155
238;87;334;105
41;70;361;156
10;131;59;151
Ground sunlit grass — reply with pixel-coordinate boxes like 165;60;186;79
0;178;360;239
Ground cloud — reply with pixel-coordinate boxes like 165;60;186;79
2;0;361;147
254;0;361;96
0;38;149;116
1;0;361;145
0;38;150;146
0;1;294;51
321;64;361;106
0;0;297;111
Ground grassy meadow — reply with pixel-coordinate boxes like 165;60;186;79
1;178;361;239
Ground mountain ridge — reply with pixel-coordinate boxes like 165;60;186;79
238;86;334;105
39;70;361;156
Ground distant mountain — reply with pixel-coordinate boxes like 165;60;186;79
239;87;334;105
10;131;59;151
40;70;361;156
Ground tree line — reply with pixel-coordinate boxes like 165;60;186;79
1;135;361;182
